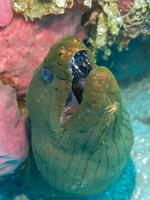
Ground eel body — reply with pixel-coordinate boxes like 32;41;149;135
26;36;134;197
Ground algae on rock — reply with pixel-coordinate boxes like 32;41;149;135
12;0;150;56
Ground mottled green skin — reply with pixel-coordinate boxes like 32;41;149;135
26;36;134;197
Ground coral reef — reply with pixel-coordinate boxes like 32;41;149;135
86;0;150;55
12;0;92;19
0;5;85;94
0;80;29;177
12;0;150;54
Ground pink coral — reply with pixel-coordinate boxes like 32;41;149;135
0;5;85;94
118;0;134;15
0;80;29;176
0;0;13;27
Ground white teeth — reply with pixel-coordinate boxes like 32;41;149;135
69;50;92;79
82;62;86;67
71;57;75;62
69;65;73;72
71;62;79;70
83;52;88;57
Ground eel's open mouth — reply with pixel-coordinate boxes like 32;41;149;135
60;50;92;126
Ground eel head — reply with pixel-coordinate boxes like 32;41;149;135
26;36;134;196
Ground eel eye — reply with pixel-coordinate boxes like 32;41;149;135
41;67;53;83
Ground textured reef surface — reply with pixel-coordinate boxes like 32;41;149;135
0;0;13;27
12;0;150;55
0;5;85;94
1;0;150;55
0;81;28;177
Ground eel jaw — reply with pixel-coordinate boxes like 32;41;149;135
60;50;92;126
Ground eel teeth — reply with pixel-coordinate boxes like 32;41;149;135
69;50;91;79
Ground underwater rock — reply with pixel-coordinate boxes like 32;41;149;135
0;0;13;27
0;80;29;177
85;0;150;53
12;0;92;19
11;0;150;54
0;5;85;94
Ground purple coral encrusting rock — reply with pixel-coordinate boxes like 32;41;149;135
0;80;29;177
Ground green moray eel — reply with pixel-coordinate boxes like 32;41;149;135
26;36;134;197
